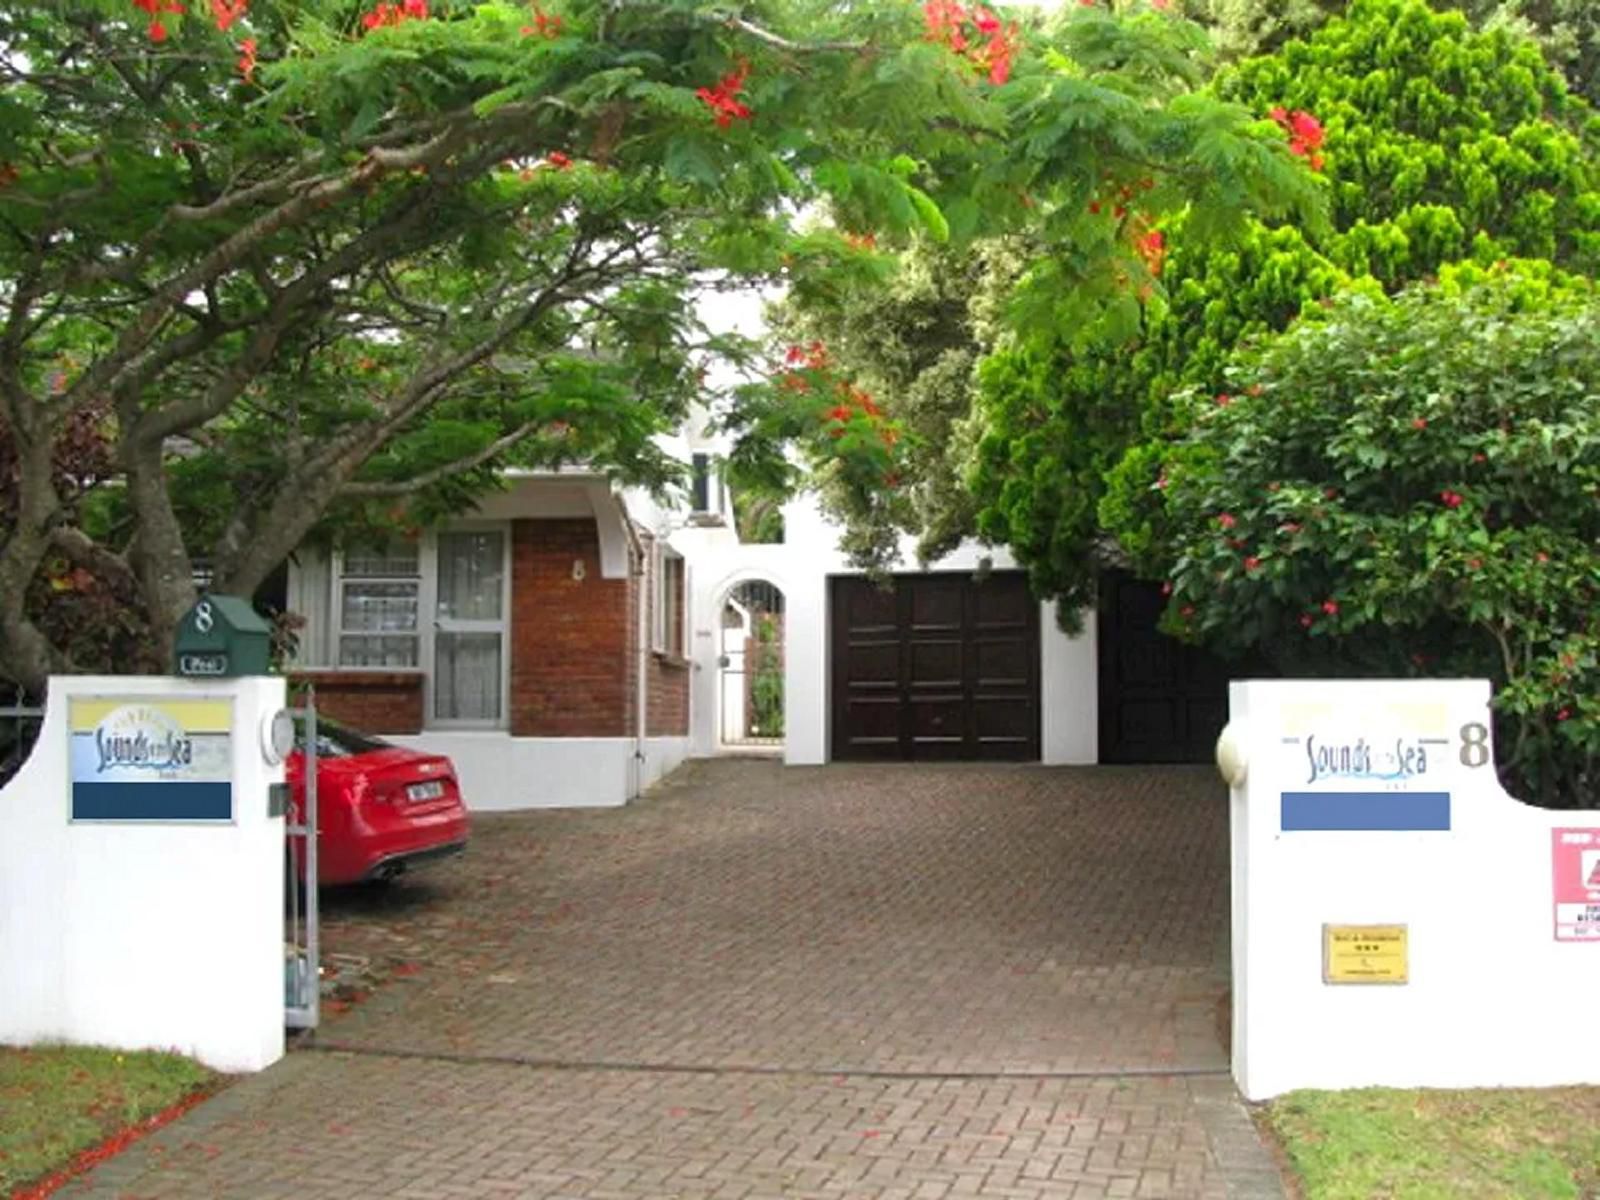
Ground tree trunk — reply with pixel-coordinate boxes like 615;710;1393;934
211;430;377;600
0;428;64;694
124;438;197;668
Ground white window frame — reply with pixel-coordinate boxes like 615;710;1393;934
334;541;423;670
332;525;511;730
652;543;686;657
425;522;512;730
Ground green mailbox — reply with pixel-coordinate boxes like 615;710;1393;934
174;595;273;678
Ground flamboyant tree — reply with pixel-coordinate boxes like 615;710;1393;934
760;237;1026;568
0;0;1319;690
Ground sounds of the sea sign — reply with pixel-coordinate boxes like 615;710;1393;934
68;697;233;822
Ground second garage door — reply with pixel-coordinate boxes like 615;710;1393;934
830;572;1040;761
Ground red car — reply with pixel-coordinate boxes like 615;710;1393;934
285;719;469;886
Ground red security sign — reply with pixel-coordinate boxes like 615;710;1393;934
1553;828;1600;942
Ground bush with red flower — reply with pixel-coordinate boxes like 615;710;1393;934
1106;265;1600;807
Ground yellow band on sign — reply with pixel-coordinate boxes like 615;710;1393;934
68;697;233;735
1323;924;1408;985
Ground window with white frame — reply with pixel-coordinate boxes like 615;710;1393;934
691;453;713;514
338;543;421;667
653;546;685;657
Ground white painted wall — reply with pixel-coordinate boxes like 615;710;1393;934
1226;678;1600;1100
0;676;286;1074
387;733;689;810
676;492;1097;766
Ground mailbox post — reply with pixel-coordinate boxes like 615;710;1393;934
174;595;272;679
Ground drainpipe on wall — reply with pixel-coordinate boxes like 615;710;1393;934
615;492;648;801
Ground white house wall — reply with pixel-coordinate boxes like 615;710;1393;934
384;733;690;810
677;493;1097;766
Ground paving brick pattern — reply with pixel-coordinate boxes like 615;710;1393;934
318;761;1231;1074
63;761;1283;1199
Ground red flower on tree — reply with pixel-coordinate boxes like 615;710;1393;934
132;0;184;43
1270;107;1326;170
210;0;248;31
923;1;1021;85
785;341;829;370
362;0;429;32
1133;228;1164;276
238;36;257;81
521;4;563;37
696;61;753;129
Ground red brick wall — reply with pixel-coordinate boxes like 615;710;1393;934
510;518;633;738
648;654;689;736
291;671;424;734
642;532;689;737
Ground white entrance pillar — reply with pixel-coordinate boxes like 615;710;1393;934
1224;678;1600;1101
0;675;287;1072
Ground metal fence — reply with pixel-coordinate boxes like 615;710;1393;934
284;688;320;1030
0;687;44;790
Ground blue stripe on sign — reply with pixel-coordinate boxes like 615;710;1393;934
72;781;233;822
1280;791;1451;831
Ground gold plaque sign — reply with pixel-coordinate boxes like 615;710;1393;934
1322;924;1408;985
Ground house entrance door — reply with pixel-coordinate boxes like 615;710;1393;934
430;529;507;725
718;580;785;750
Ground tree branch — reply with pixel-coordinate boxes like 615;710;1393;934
341;419;544;497
722;16;867;53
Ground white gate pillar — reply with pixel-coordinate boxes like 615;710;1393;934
1223;678;1600;1101
0;675;287;1072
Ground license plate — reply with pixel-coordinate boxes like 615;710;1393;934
406;781;445;802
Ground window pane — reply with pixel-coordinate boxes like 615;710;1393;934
437;531;504;621
341;581;419;632
435;633;501;721
691;454;710;512
344;545;419;577
339;634;419;668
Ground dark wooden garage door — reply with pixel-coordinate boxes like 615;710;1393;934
1096;572;1231;764
830;573;1039;761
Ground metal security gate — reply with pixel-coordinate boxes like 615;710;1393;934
284;688;320;1029
719;580;785;749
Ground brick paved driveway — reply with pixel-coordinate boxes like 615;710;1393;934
66;761;1283;1199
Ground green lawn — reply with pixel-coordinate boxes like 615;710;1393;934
1266;1087;1600;1200
0;1045;214;1196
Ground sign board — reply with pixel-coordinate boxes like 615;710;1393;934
1275;702;1470;831
1553;828;1600;943
1323;924;1409;984
69;697;234;822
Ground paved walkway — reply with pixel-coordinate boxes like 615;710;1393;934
66;761;1283;1199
